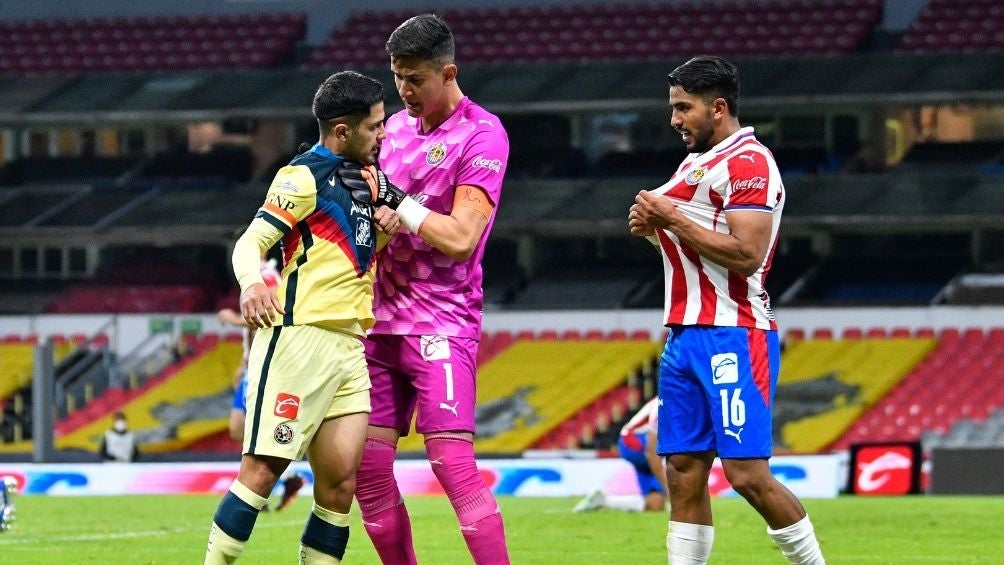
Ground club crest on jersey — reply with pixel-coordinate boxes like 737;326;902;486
426;142;447;165
685;166;707;185
356;217;372;247
274;423;294;445
420;335;452;361
274;393;300;419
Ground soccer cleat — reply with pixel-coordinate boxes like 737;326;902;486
572;489;606;513
276;474;305;512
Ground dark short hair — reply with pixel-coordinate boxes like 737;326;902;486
667;55;740;117
386;14;455;64
312;71;384;126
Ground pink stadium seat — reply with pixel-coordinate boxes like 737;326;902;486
584;329;605;340
608;329;628;340
539;329;559;341
560;329;583;341
866;327;888;339
890;327;911;338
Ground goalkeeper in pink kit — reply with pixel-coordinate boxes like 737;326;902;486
336;13;510;565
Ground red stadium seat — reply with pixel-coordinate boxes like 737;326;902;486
812;328;834;339
842;327;863;340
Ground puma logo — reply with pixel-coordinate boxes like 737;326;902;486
429;457;444;465
739;153;755;163
439;401;459;416
362;520;383;528
724;427;744;443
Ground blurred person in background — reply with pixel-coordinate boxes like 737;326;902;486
99;412;139;463
573;397;667;513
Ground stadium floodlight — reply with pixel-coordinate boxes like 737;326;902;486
0;476;16;532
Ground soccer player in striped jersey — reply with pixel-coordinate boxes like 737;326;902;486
335;14;511;565
629;56;825;565
204;70;398;565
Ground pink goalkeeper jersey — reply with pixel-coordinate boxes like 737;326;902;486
374;97;509;338
651;127;783;330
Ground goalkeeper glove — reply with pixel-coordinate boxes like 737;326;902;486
337;161;406;208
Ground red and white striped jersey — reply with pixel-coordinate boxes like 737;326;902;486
620;397;659;437
649;127;782;330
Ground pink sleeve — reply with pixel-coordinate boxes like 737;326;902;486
456;129;509;206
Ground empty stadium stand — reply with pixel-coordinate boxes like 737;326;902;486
307;0;883;68
55;334;240;453
0;12;306;74
830;327;1004;450
771;332;937;453
898;0;1004;53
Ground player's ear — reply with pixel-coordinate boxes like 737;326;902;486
712;97;729;119
442;63;458;85
332;122;349;141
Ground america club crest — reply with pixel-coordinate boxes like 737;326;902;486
426;142;447;165
685;166;707;185
274;423;294;445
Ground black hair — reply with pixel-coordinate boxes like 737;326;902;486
667;55;740;117
386;13;455;64
312;70;384;127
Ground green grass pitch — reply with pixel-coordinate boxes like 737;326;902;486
1;494;1001;563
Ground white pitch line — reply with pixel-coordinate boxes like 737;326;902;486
0;517;303;545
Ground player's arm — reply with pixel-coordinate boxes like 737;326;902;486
339;168;494;261
643;428;669;495
632;191;772;276
234;165;316;328
403;185;491;261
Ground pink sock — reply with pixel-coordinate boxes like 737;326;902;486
426;436;510;565
355;437;417;565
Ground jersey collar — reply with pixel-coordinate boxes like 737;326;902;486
417;96;470;135
712;126;756;154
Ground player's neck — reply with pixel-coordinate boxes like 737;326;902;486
706;119;743;150
420;86;464;133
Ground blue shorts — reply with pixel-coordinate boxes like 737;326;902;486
656;325;780;459
232;373;248;412
617;433;665;495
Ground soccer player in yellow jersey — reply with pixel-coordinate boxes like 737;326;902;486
204;70;398;565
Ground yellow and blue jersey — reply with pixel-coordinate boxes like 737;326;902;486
255;143;378;334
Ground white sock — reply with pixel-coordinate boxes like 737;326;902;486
767;515;825;565
604;495;645;512
667;521;714;565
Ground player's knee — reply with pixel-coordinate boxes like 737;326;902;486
313;476;355;511
722;466;770;499
425;435;482;498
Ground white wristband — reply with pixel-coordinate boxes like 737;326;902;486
397;196;432;234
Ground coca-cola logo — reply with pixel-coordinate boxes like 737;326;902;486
472;156;502;173
854;445;915;495
733;176;767;191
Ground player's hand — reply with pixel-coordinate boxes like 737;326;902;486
628;205;655;237
239;282;285;329
337;161;406;209
633;190;683;232
374;205;400;236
